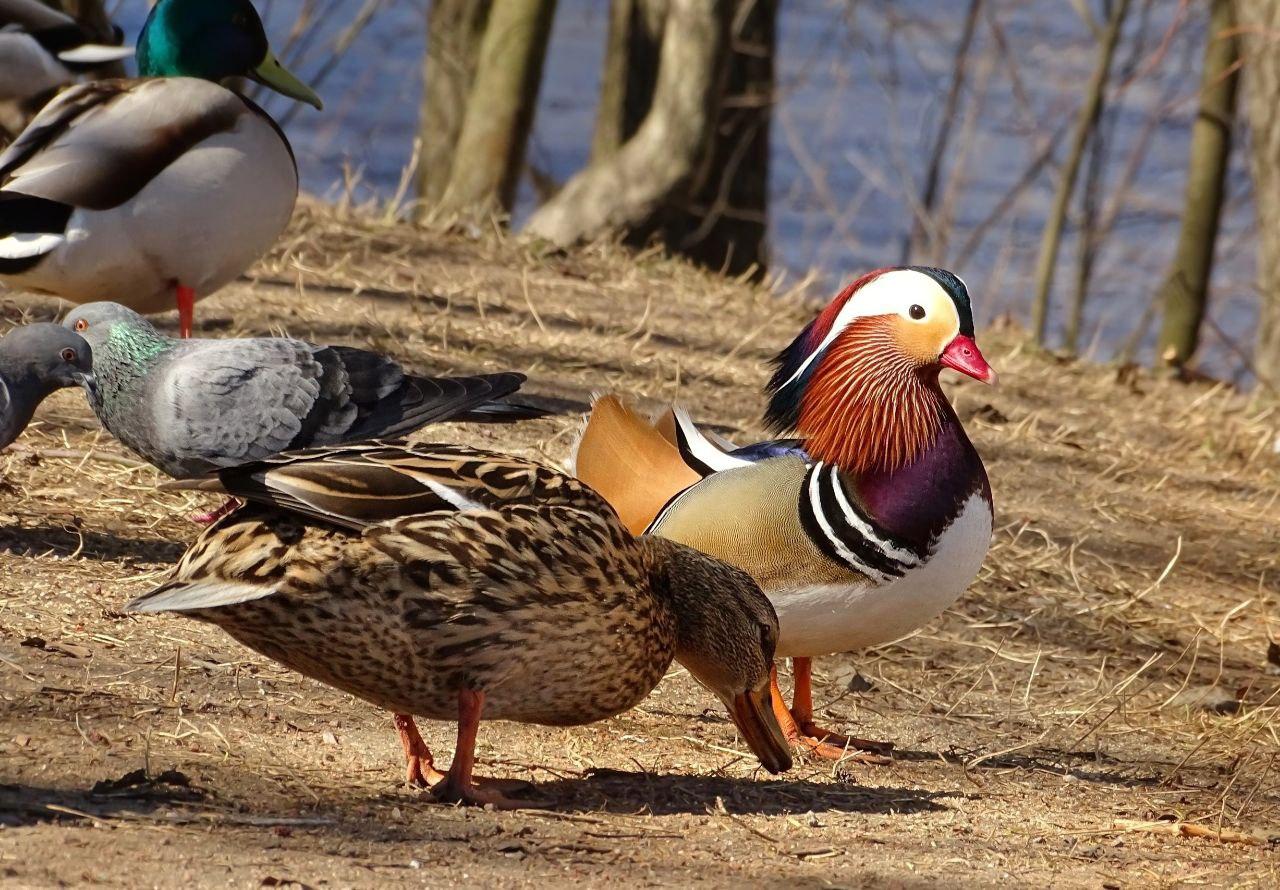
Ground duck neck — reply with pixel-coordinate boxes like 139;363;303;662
640;536;763;676
795;336;989;542
797;332;953;477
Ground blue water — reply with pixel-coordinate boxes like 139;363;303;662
109;0;1258;377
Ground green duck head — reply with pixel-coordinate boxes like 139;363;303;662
137;0;322;110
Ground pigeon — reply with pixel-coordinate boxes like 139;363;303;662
0;321;92;448
62;302;544;478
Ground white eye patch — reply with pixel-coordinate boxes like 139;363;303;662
780;270;959;388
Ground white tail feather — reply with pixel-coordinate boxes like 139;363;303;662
127;580;277;613
0;232;63;260
56;44;134;64
671;407;750;473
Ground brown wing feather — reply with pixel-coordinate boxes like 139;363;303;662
193;441;609;531
574;395;702;535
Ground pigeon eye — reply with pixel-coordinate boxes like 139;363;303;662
909;304;926;320
74;319;88;332
60;348;77;363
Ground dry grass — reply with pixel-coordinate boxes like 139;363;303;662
1;205;1278;887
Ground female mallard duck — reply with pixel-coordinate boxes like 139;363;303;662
128;442;792;808
0;0;320;338
0;0;132;127
575;267;996;762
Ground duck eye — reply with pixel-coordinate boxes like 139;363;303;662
60;348;77;363
909;304;926;320
74;319;88;332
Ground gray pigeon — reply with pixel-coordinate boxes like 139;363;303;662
63;302;543;478
0;321;92;448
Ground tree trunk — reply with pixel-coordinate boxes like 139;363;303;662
1237;0;1280;387
1029;0;1130;346
437;0;557;221
416;0;491;210
589;0;666;164
1154;0;1240;372
524;0;737;262
665;0;775;276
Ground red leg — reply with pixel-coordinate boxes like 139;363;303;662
432;689;545;809
191;497;242;526
395;713;445;789
176;283;196;339
776;660;893;764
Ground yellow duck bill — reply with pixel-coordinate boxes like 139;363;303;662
252;51;322;110
728;684;793;775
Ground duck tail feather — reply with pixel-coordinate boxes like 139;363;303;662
572;393;702;535
127;580;277;614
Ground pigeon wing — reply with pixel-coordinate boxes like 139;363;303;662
149;338;325;477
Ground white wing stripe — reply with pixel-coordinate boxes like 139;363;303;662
806;466;889;583
826;465;921;565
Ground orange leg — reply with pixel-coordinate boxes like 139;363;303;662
431;690;545;809
176;283;196;339
395;713;446;788
772;661;893;764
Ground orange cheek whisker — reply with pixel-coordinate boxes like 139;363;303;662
795;319;948;474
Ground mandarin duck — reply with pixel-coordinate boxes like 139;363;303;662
0;0;320;339
128;442;793;808
574;267;996;761
0;321;92;448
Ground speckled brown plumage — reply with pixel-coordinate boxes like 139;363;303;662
130;443;791;806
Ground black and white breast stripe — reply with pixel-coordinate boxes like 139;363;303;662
797;462;925;583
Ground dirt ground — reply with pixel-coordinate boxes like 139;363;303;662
1;207;1278;888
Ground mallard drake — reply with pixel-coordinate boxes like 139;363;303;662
0;321;92;448
0;0;132;116
0;0;320;339
62;302;545;480
128;442;792;808
575;267;996;761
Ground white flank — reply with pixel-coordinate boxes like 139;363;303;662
774;492;993;657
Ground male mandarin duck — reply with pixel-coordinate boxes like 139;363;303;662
0;0;320;338
0;0;132;124
574;266;996;760
129;442;792;808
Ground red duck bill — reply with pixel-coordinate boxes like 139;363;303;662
940;334;997;385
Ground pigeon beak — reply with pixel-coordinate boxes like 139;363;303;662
74;370;97;393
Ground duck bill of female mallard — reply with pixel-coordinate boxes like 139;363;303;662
725;680;793;775
251;50;322;110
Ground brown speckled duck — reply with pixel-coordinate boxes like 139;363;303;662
128;442;792;808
